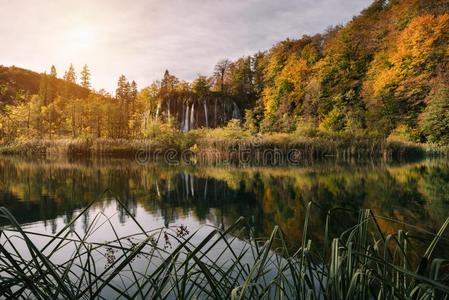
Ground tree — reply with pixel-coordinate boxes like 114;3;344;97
130;81;138;101
366;14;449;134
80;64;91;89
420;87;449;145
193;76;211;127
115;75;132;137
213;59;231;93
116;75;129;101
63;64;76;83
160;70;179;121
50;65;57;78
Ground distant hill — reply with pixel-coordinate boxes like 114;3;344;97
0;65;90;106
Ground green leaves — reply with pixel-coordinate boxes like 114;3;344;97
420;88;449;145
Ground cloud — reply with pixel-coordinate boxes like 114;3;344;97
0;0;372;92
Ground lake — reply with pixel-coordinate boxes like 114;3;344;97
0;156;447;250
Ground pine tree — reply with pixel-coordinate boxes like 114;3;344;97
130;81;138;101
63;64;76;83
116;75;128;101
115;75;130;137
80;64;91;89
50;65;57;78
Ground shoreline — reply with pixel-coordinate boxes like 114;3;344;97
0;134;445;163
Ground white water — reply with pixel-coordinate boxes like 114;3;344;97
190;103;195;129
204;100;209;128
183;105;190;132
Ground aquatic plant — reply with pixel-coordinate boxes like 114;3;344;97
0;193;447;299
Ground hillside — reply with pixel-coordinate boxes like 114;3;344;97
248;0;449;140
0;65;90;107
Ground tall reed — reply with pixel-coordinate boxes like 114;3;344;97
0;192;447;299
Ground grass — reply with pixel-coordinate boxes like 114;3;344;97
0;130;443;163
0;191;448;299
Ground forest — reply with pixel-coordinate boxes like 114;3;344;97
1;0;449;150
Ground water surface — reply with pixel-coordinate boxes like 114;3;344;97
0;156;448;250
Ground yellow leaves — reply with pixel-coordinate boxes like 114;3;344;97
372;67;398;96
262;56;311;123
394;14;449;75
262;86;276;119
278;57;309;101
367;14;449;99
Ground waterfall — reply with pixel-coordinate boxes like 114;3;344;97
167;98;171;120
190;175;194;197
203;100;209;128
180;103;185;131
183;105;190;132
155;181;161;199
190;103;195;129
184;172;189;197
232;101;242;120
214;98;218;127
155;101;161;119
203;178;208;201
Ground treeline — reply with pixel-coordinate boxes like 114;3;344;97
0;64;140;140
1;0;449;145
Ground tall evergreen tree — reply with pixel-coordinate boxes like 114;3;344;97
130;81;138;101
80;64;91;89
63;64;76;83
50;65;57;78
116;75;129;101
115;75;130;137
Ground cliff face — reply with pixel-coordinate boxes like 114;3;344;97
157;94;242;131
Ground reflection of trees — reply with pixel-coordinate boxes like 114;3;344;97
0;157;447;250
191;163;449;248
418;162;449;224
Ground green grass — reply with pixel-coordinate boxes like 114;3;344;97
0;193;448;299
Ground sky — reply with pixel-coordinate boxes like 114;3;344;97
0;0;372;92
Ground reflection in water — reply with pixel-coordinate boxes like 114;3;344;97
0;157;448;250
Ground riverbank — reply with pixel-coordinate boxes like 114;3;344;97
0;130;446;163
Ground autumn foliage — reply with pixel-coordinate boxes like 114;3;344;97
1;0;449;145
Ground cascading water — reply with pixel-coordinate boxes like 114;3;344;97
190;175;194;197
183;105;190;132
155;101;161;118
183;172;189;197
203;178;208;201
167;98;171;120
181;103;185;131
203;100;209;128
214;98;218;127
190;103;195;129
232;101;242;120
